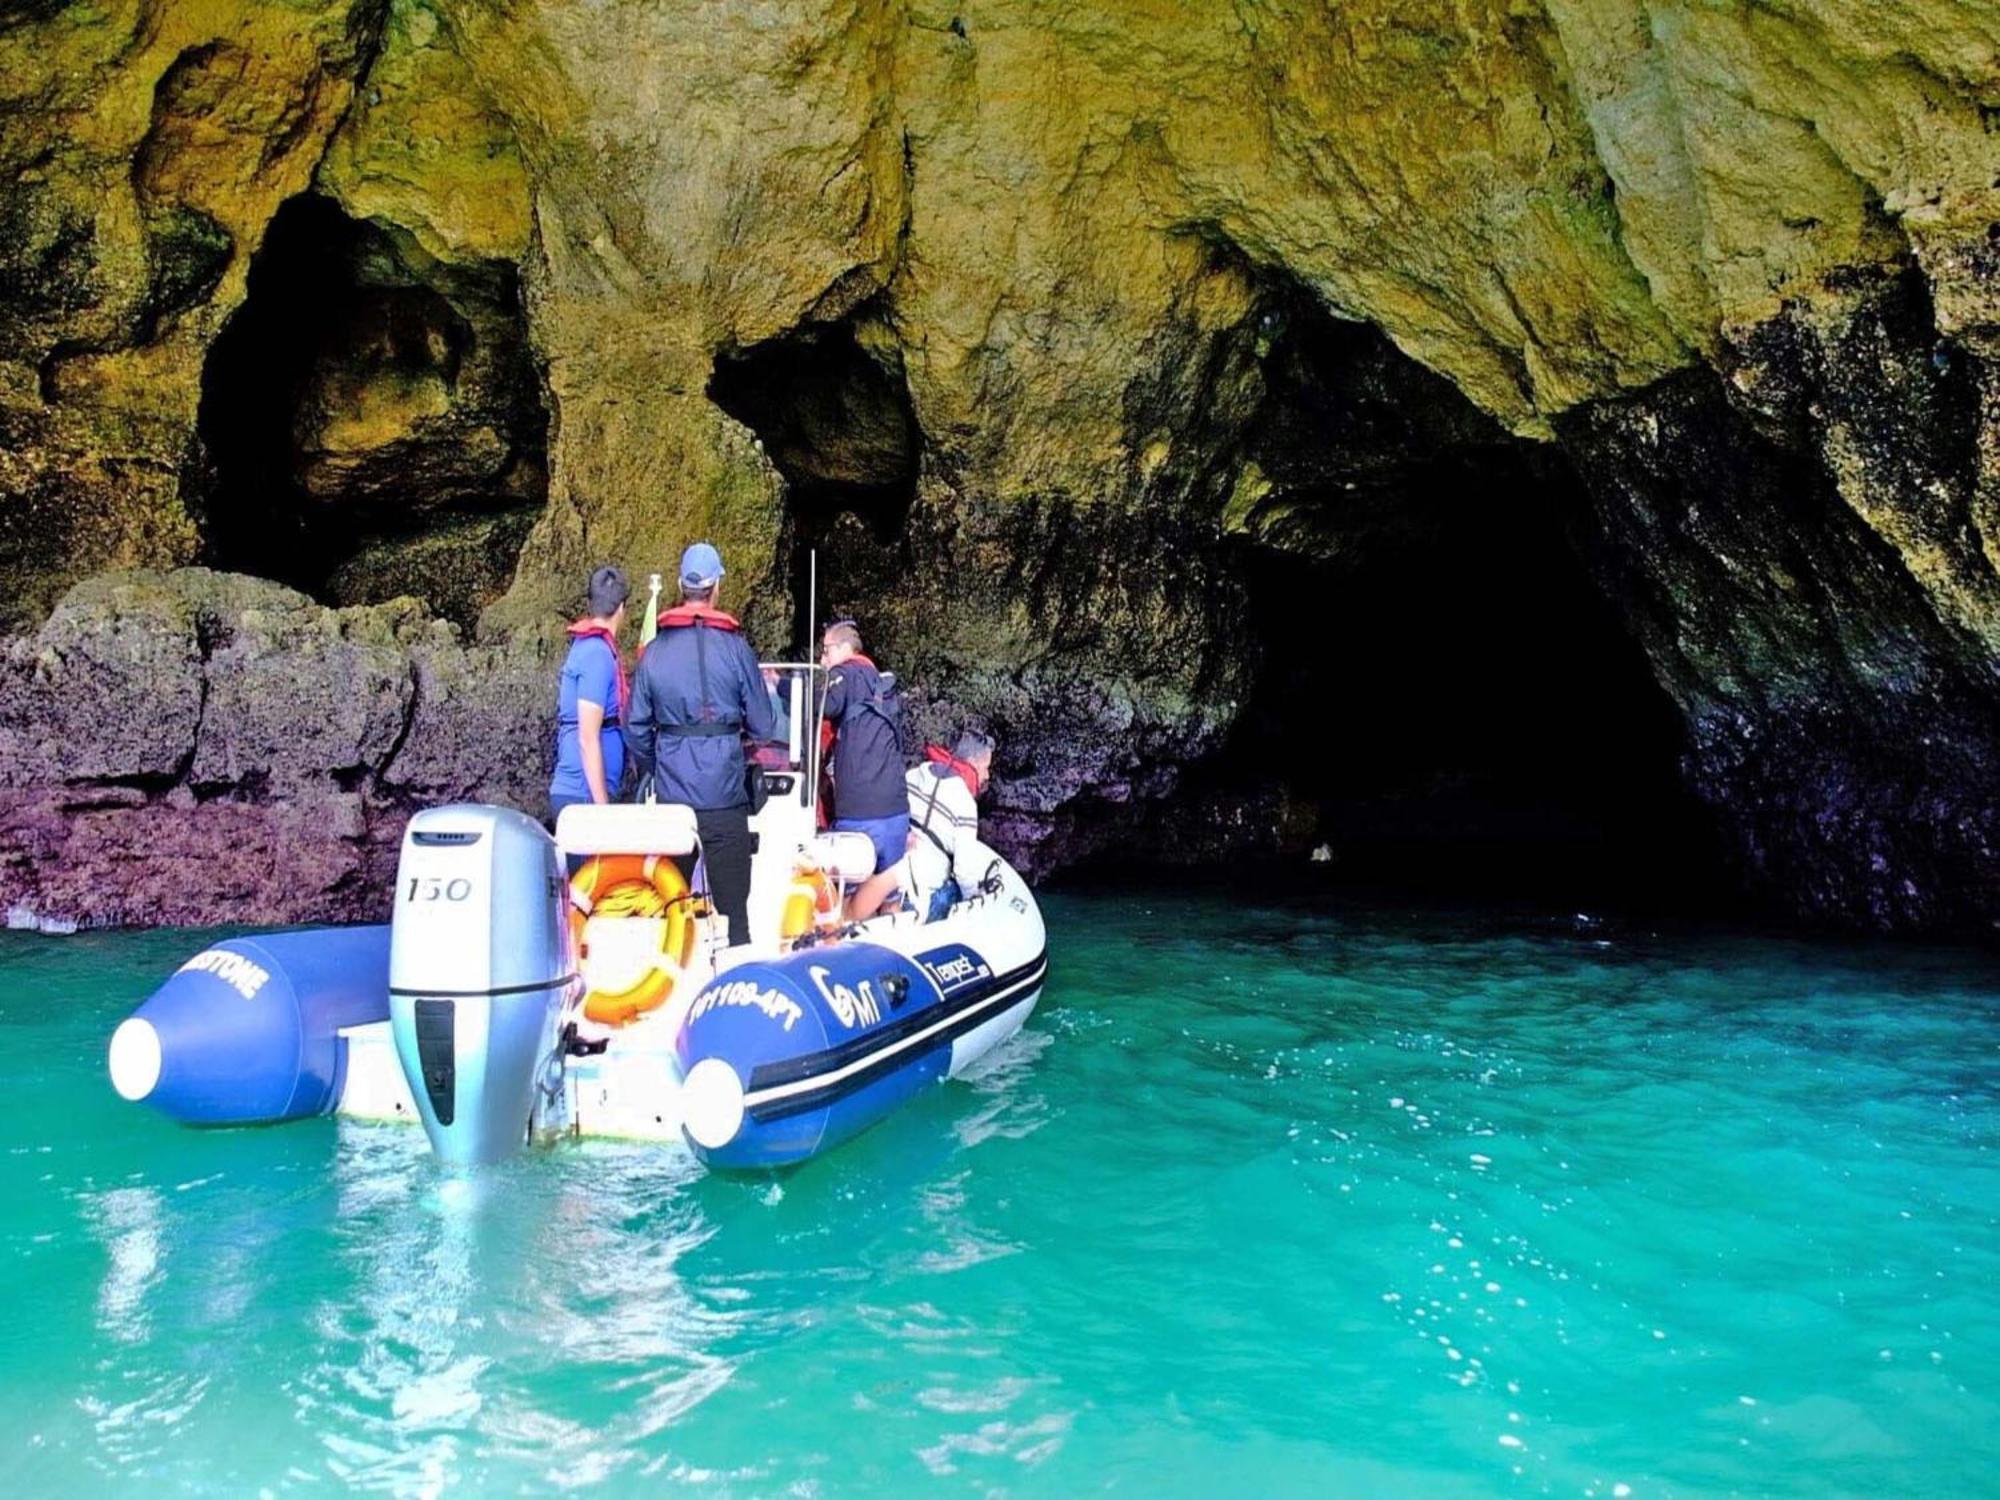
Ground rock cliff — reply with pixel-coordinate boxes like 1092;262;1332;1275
2;2;1995;930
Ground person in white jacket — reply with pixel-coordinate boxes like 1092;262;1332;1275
847;731;996;920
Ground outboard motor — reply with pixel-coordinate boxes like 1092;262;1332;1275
388;805;571;1165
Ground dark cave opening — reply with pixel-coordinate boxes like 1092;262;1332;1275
707;310;920;647
1145;288;1730;914
705;268;1730;913
1219;500;1727;912
192;193;548;628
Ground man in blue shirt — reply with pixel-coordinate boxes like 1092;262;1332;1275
627;543;774;946
549;566;630;836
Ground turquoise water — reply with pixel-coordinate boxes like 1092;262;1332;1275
2;894;1996;1498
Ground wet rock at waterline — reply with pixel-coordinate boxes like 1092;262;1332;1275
1559;269;2000;932
0;571;550;928
1;2;1996;932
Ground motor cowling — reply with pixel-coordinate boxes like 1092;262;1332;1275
388;804;570;1165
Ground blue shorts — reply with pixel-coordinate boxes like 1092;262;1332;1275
547;791;594;876
834;814;910;876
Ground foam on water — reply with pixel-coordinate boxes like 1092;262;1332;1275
1;900;1996;1496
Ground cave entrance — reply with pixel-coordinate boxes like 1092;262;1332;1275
707;307;919;646
193;193;548;628
1184;291;1725;913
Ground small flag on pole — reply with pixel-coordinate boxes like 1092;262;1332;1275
639;572;662;649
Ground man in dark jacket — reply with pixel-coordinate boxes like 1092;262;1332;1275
626;542;774;947
819;619;911;878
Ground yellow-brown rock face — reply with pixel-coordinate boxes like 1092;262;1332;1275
1;0;1997;929
1;0;382;617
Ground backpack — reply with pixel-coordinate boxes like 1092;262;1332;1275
856;670;915;762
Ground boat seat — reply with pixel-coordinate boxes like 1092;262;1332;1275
556;802;698;858
807;831;879;885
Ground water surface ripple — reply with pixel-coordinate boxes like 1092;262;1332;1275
2;897;1995;1496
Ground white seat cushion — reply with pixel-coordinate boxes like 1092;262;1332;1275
557;802;698;857
808;831;880;884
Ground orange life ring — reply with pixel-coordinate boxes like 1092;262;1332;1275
780;864;842;940
568;854;696;1025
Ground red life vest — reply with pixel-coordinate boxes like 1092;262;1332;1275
924;744;982;796
656;603;742;632
564;620;628;716
816;719;836;830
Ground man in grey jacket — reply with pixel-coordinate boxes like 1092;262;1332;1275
625;542;774;946
848;730;997;921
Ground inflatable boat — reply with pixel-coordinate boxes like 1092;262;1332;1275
107;662;1048;1169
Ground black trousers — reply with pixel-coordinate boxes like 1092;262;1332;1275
676;805;753;948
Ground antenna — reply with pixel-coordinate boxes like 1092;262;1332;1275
638;572;663;805
806;548;818;658
805;549;821;825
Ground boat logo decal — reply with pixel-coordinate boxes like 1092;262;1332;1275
689;978;804;1032
915;944;992;997
742;954;1049;1120
176;948;271;1000
809;965;883;1029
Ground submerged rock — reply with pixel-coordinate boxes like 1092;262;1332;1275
0;2;1995;931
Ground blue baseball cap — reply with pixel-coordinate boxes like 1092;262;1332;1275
679;541;724;588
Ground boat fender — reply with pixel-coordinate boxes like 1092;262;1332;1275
780;863;842;940
108;926;391;1124
674;942;954;1168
